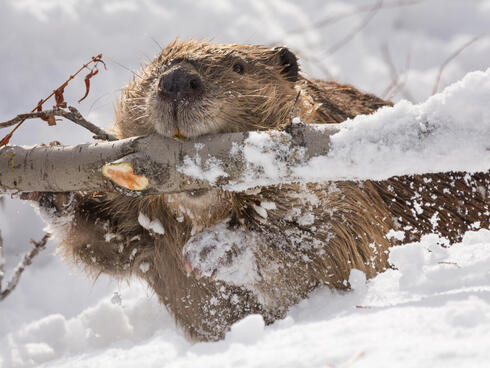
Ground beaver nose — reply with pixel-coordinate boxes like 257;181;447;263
158;67;203;100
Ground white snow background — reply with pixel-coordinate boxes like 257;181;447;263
0;0;489;367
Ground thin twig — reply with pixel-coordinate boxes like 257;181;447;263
0;234;51;302
432;35;483;95
0;230;4;292
381;44;413;101
0;106;117;141
290;0;421;35
301;52;334;79
327;0;383;55
437;261;461;268
381;44;399;98
0;54;105;147
387;66;410;100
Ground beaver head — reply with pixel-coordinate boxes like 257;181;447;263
115;40;300;139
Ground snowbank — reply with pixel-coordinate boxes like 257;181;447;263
299;68;490;180
2;229;489;367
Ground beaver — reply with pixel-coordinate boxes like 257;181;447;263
31;40;489;341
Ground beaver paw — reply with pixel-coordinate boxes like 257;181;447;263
182;224;259;285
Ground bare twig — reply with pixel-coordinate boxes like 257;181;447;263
0;230;4;292
0;106;117;141
326;0;383;55
0;54;106;147
437;261;461;268
381;44;413;101
0;234;51;302
386;56;411;100
290;0;421;35
432;35;483;95
381;43;400;97
300;51;334;79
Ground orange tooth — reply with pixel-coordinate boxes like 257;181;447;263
174;128;187;140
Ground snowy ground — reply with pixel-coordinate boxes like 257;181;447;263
1;0;490;367
2;230;490;367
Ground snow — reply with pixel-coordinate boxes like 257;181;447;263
178;144;228;185
182;223;259;285
2;230;489;367
225;314;265;345
137;212;165;235
1;0;490;367
386;229;405;241
138;262;150;274
218;69;490;190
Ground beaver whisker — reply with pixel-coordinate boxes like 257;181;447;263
125;97;148;101
232;94;272;99
132;114;150;122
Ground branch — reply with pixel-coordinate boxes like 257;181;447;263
0;113;488;195
326;0;383;55
0;230;4;293
432;35;483;95
0;124;340;194
0;234;50;302
0;54;106;147
380;44;413;101
0;106;117;141
289;0;421;35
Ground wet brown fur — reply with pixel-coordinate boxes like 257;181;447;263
43;40;489;341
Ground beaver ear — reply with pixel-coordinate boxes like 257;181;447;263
275;47;299;82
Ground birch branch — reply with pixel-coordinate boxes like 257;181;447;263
0;123;339;194
0;116;488;195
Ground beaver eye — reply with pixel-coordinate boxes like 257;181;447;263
232;62;245;74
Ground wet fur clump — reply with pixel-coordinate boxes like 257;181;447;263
37;40;489;341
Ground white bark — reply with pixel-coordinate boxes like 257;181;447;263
0;124;339;194
1;118;488;195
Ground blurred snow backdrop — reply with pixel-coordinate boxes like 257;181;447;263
0;0;489;367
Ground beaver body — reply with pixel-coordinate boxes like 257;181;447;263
37;41;489;341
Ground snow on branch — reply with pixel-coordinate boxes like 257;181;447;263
0;69;489;195
0;233;51;302
0;124;339;194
